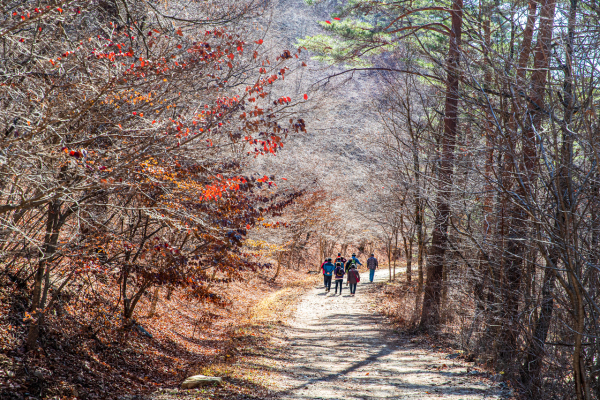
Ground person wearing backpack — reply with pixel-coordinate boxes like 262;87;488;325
333;262;345;295
335;253;346;266
322;258;335;292
345;253;362;272
347;264;361;296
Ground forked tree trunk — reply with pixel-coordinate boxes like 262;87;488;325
498;0;556;371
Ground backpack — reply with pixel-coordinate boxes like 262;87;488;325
334;265;344;278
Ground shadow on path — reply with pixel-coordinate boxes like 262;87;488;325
270;269;500;400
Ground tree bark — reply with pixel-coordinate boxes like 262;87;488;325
148;287;160;318
521;250;556;396
26;200;61;351
420;0;463;328
497;0;556;370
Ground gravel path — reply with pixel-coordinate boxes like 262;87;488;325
272;269;502;400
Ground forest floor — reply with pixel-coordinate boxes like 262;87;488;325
153;269;510;400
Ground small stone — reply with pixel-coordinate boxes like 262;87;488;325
180;375;222;389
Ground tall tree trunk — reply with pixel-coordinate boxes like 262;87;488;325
148;287;160;318
26;200;61;351
404;236;413;284
413;139;423;288
497;0;556;370
420;0;463;328
272;252;284;280
521;249;557;397
387;236;392;282
394;229;399;280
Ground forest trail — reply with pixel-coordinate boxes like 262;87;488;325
272;269;503;400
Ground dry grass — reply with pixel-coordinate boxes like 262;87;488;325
249;274;318;325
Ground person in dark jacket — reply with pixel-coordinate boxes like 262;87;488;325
333;262;345;295
347;264;361;296
335;253;346;266
367;253;378;282
323;259;335;292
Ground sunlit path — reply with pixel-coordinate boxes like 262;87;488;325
273;269;501;400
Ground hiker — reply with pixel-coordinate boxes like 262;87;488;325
335;253;346;266
333;262;345;295
367;253;378;283
347;264;361;296
345;253;362;272
320;258;328;287
323;258;335;292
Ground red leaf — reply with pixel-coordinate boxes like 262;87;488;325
303;93;308;100
255;39;263;45
325;20;331;24
334;17;341;20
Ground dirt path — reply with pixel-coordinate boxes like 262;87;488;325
270;269;502;400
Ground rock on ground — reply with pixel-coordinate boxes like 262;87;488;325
180;375;222;389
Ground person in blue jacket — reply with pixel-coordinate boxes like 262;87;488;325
322;258;335;292
345;253;363;272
